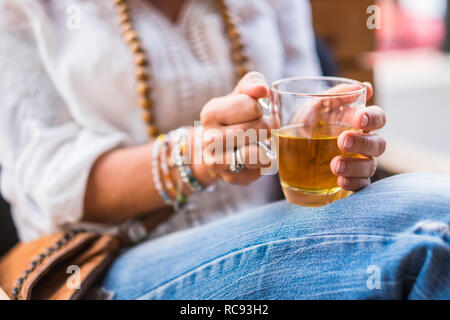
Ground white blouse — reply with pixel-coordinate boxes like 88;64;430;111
0;0;321;241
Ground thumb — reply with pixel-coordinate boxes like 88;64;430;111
233;71;269;99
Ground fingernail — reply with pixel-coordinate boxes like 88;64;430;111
361;114;369;128
336;160;345;174
343;136;353;149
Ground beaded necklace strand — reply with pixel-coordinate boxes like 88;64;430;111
113;0;251;138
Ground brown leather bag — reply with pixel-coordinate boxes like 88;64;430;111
0;230;119;300
0;209;172;300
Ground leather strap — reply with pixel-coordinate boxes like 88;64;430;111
116;206;175;247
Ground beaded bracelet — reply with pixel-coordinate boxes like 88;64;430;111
160;133;187;210
171;128;205;193
152;134;172;206
160;134;177;198
152;133;189;211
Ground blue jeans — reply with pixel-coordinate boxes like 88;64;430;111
101;173;450;299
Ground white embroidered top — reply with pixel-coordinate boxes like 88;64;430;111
0;0;320;241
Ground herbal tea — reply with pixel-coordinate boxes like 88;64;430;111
274;122;353;207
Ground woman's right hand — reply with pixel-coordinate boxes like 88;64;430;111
197;72;277;186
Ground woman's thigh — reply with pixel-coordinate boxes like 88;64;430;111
100;173;450;300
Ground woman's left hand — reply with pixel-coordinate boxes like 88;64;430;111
330;83;387;191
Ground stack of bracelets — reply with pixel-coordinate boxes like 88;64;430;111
152;127;205;211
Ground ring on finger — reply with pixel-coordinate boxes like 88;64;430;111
229;147;245;173
236;146;245;166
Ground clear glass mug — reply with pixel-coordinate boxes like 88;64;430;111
259;76;367;207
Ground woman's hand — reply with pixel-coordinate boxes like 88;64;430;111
330;83;387;191
198;72;275;186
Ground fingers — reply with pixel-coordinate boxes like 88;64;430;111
294;83;374;126
222;116;272;142
239;143;273;169
201;72;269;126
203;144;268;187
331;155;375;191
317;83;367;110
203;143;264;187
338;131;386;157
220;169;261;186
201;94;264;125
203;143;271;171
353;106;386;132
337;176;371;191
325;82;372;104
330;156;377;178
233;71;269;98
202;115;274;149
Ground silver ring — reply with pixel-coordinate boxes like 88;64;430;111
236;147;245;166
229;148;245;173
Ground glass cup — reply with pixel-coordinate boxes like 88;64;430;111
260;76;367;207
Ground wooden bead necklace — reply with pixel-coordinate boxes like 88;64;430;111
113;0;251;138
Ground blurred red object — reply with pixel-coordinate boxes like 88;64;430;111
377;0;446;50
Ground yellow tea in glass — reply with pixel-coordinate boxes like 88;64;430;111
266;77;366;207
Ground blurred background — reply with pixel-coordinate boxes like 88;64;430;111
311;0;450;175
1;0;449;255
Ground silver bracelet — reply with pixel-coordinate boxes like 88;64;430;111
171;128;204;193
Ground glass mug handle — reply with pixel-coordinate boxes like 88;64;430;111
257;98;277;161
